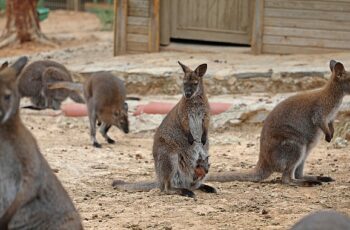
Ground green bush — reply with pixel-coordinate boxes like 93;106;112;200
0;0;6;11
89;8;114;31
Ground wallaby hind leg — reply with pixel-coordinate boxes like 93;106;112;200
99;123;115;144
198;184;217;193
295;161;334;182
280;141;322;186
87;102;100;148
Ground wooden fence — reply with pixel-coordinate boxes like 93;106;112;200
252;0;350;54
113;0;159;55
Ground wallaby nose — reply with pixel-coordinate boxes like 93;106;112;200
185;91;192;98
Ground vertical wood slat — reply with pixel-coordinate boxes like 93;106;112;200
251;0;264;54
160;0;170;45
114;0;128;55
149;0;159;52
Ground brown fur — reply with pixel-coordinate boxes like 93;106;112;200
48;72;129;148
207;60;350;186
113;62;216;198
0;57;82;229
17;60;84;110
291;210;350;230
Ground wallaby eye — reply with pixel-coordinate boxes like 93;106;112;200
4;94;11;101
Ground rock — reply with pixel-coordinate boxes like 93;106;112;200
333;137;348;149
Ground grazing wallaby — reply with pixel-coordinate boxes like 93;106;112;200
113;62;216;198
0;57;82;229
17;60;84;110
208;60;350;186
48;72;129;148
291;210;350;230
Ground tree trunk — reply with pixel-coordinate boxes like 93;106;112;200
0;0;56;48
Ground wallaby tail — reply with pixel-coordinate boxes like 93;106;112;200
112;179;158;192
206;165;272;183
125;96;141;101
48;81;85;103
47;81;83;94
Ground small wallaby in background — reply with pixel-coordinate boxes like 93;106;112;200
48;72;129;148
0;57;82;229
17;60;84;110
208;60;350;186
113;62;216;198
291;210;350;230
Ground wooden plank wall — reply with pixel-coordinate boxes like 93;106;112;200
252;0;350;54
114;0;159;55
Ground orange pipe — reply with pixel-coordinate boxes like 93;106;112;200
61;102;232;117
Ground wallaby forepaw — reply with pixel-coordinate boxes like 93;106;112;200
325;134;332;142
317;176;335;182
107;138;115;144
93;142;102;148
188;134;194;145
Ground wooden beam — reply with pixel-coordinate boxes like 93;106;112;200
114;0;128;56
149;0;160;52
251;0;264;54
160;0;170;45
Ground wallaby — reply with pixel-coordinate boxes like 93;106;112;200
291;210;350;230
207;60;350;186
17;60;84;110
113;62;216;198
0;57;82;229
48;72;129;148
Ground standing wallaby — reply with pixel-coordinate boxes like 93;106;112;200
208;60;349;186
0;57;82;229
17;60;84;110
48;72;129;148
291;210;350;230
113;62;216;198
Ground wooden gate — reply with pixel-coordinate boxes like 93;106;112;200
161;0;254;45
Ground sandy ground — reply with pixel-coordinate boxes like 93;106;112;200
1;10;350;230
19;109;350;230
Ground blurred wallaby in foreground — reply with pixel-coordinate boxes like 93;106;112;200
48;72;129;148
208;60;349;186
291;210;350;230
113;62;216;198
0;57;82;229
17;60;84;110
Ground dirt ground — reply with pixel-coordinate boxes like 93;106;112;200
1;10;350;230
20;111;350;230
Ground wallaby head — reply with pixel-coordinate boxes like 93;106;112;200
329;60;350;94
178;61;207;99
112;102;129;134
0;57;28;124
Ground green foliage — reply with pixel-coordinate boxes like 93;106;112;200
0;0;6;12
89;8;114;31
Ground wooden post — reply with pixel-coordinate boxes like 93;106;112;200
251;0;264;54
114;0;128;56
160;0;170;45
149;0;160;51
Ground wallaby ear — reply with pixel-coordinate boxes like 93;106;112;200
333;62;345;78
194;63;207;77
178;61;191;73
11;56;28;76
0;61;9;71
329;60;337;72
